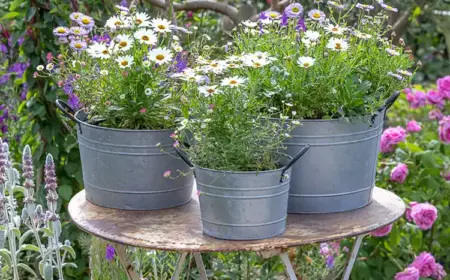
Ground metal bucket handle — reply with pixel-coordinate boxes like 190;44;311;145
174;147;194;168
371;91;401;124
280;144;310;182
55;99;83;133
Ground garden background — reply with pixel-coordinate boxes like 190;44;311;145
0;0;449;279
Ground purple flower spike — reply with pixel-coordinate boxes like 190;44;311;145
22;145;36;204
106;244;115;260
0;138;7;185
326;255;334;269
0;43;7;54
44;154;59;214
280;12;289;27
296;17;306;31
120;0;128;7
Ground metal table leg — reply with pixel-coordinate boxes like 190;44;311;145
114;244;141;280
280;252;298;280
342;234;366;280
193;252;208;280
172;252;188;280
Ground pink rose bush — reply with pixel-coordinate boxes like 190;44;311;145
395;267;420;280
434;263;447;280
429;109;443;120
380;126;406;153
438;116;450;143
437;76;450;98
371;223;393;237
410;252;437;278
406;120;421;133
406;89;426;109
410;203;438;230
390;163;409;183
426;90;444;108
405;201;418;222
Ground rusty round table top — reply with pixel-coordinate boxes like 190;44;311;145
68;187;405;252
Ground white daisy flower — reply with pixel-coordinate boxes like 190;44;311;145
221;76;246;88
148;47;173;64
173;45;183;52
36;65;44;71
203;60;227;74
386;48;400;56
199;85;221;97
297;56;316;68
242;56;271;68
325;24;346;35
46;63;54;71
396;69;412;77
100;70;109;75
105;16;131;30
87;43;110;59
301;38;316;48
145;88;152;96
243;28;258;35
151;18;172;33
133;29;157;45
178;68;204;83
196;56;211;65
304;30;321;42
116;55;134;68
173;35;180;41
241;20;257;28
326;38;349;51
115;34;134;52
225;61;241;69
134;12;151;27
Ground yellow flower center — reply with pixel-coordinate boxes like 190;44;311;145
332;27;338;32
292;7;299;13
269;13;277;18
254;62;261;67
335;43;342;50
211;63;218;67
121;61;128;66
102;50;109;55
81;17;90;24
156;54;165;61
207;89;215;93
119;41;127;47
313;13;321;19
74;43;83;49
57;28;66;33
229;80;238;85
114;21;122;26
73;29;80;34
158;24;166;30
142;35;149;41
136;19;143;24
304;63;310;67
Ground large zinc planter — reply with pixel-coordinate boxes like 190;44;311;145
56;100;194;210
183;146;309;240
285;93;399;214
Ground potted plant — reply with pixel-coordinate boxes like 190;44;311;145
171;53;309;240
39;5;195;210
227;2;415;213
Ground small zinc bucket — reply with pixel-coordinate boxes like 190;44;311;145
56;100;194;210
285;92;399;214
178;146;310;240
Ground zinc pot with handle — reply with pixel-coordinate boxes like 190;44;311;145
177;146;310;240
285;92;400;214
56;100;194;210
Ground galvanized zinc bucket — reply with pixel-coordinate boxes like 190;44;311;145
178;146;309;240
286;92;399;213
56;100;194;210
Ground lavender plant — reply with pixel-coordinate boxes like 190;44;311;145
36;3;198;130
0;138;76;279
229;1;416;119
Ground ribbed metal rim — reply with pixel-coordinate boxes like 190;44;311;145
75;110;174;133
269;115;377;123
194;165;286;174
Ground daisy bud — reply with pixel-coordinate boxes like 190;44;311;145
391;31;396;37
104;101;111;106
417;61;422;67
399;38;405;46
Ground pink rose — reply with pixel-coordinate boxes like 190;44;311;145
390;163;408;183
437;76;450;98
371;223;393;237
380;127;407;153
406;120;421;133
426;90;445;108
429;109;443;121
395;267;420;280
410;203;438;230
441;169;450;181
410;252;437;278
406;89;426;109
439;116;450;143
405;201;418;222
433;263;447;280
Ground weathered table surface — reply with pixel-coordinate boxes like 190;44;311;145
68;187;405;252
